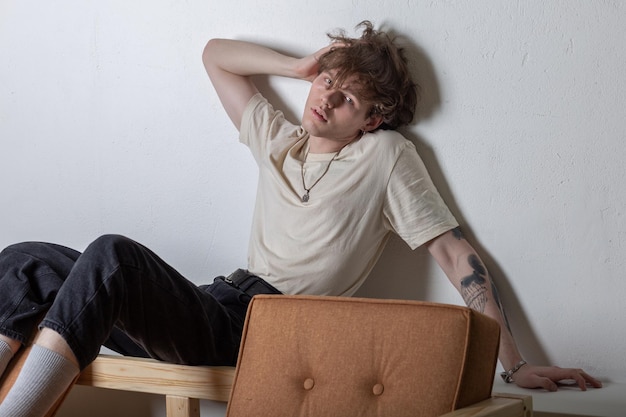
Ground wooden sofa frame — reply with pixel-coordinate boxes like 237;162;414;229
75;354;532;417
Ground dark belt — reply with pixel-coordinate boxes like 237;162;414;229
221;269;282;297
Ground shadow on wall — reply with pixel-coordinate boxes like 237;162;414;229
359;25;552;367
246;23;551;367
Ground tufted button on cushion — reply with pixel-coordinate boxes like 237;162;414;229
303;378;315;390
372;383;384;396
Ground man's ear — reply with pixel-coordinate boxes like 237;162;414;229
362;113;384;132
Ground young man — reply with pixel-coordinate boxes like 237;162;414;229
0;21;600;417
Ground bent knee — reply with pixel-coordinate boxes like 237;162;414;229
83;234;143;259
1;241;77;260
87;234;137;252
1;241;38;255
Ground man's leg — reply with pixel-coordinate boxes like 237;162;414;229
38;234;247;369
0;336;16;377
0;329;79;417
0;241;82;416
0;241;80;377
0;234;247;416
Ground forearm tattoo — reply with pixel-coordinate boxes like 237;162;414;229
461;254;488;313
455;227;513;332
451;226;464;240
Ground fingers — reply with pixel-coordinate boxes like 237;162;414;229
313;41;348;62
514;365;603;392
554;368;603;391
542;378;559;392
313;44;333;60
570;371;588;391
518;374;558;391
580;370;604;389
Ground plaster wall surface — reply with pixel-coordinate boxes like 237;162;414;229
1;1;624;415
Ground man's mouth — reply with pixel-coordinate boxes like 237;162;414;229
311;107;328;122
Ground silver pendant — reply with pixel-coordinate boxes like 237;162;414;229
302;192;310;203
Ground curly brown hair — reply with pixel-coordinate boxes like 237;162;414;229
318;21;419;130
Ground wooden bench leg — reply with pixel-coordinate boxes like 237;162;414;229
165;395;200;417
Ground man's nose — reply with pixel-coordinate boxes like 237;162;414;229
321;90;341;108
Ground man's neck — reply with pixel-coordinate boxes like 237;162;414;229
307;134;360;154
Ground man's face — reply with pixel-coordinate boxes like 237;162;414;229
301;71;380;150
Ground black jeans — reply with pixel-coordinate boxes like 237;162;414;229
0;234;262;369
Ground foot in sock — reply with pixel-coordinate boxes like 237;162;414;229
0;344;79;417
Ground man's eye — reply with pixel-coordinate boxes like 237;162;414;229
324;78;332;85
345;96;354;104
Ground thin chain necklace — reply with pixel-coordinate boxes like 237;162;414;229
300;146;341;203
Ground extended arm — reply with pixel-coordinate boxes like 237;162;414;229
426;227;602;391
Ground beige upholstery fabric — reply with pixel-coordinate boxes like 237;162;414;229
226;295;500;417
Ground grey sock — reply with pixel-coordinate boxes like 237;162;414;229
0;339;13;377
0;344;79;417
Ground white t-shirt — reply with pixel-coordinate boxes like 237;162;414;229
239;94;458;296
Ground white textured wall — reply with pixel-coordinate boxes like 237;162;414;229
1;1;625;415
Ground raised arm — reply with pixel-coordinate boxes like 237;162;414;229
202;38;333;130
426;227;603;391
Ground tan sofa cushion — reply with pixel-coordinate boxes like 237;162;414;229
226;295;500;417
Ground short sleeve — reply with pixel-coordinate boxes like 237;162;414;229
383;144;458;249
